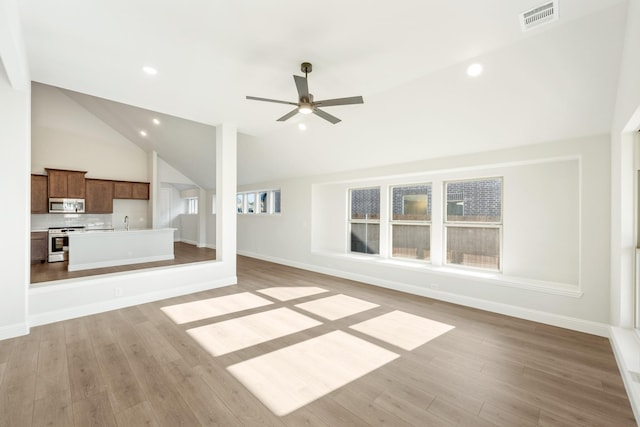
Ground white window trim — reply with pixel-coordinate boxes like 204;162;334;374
348;187;381;256
443;177;503;272
389;183;432;263
237;189;281;215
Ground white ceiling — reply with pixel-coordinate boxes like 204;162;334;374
16;0;628;186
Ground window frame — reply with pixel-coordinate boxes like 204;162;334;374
187;197;198;215
237;189;281;215
348;186;381;255
443;177;503;272
389;183;432;262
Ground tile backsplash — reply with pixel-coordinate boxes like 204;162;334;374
31;213;113;230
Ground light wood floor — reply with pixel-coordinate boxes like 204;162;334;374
30;242;215;284
4;256;635;426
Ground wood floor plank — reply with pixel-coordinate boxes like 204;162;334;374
118;352;201;427
194;363;287;427
72;391;118;427
66;338;106;402
93;342;146;414
3;255;636;426
113;401;158;427
35;338;70;400
132;321;182;364
0;335;40;427
164;358;244;426
428;397;498;427
32;390;74;427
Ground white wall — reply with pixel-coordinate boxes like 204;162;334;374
611;0;640;328
0;66;30;338
178;190;216;248
31;83;148;181
238;135;611;335
608;2;640;420
113;199;149;230
0;0;30;339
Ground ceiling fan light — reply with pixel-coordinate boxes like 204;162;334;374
298;104;313;114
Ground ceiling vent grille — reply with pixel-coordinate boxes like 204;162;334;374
520;1;558;32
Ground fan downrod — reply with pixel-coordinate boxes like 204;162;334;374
301;62;312;77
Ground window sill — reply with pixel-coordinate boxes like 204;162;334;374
313;250;582;298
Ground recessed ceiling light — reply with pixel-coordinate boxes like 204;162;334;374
139;130;148;137
298;123;307;131
466;63;483;77
142;66;158;76
152;118;160;125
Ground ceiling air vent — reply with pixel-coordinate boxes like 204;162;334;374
520;1;558;32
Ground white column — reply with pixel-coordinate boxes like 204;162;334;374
198;187;207;247
148;150;158;228
216;124;237;266
0;0;30;339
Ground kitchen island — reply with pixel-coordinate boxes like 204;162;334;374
67;228;176;271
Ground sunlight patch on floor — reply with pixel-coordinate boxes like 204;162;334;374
160;292;273;324
227;330;399;416
295;294;379;320
350;310;455;350
187;308;322;356
257;286;329;301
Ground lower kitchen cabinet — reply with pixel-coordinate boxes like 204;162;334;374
85;178;114;213
31;232;47;264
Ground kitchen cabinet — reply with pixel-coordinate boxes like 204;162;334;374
31;232;47;264
132;182;150;199
114;181;150;200
46;168;87;198
31;174;48;213
85;179;114;213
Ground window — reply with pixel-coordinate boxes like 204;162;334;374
187;198;198;215
349;187;380;254
390;184;431;261
237;189;281;215
273;190;281;214
236;194;244;213
246;193;256;213
444;178;502;270
259;191;268;213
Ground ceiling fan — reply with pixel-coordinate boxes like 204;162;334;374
246;62;364;124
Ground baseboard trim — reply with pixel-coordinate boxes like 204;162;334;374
238;250;610;337
0;321;29;341
68;254;174;272
28;276;237;327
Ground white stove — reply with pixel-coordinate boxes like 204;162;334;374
47;226;85;262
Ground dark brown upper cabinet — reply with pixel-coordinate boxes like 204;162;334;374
31;174;48;213
85;179;114;213
114;181;150;200
46;168;87;198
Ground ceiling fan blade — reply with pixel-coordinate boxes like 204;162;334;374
313;108;341;124
246;96;298;106
293;75;310;100
277;108;299;122
314;96;364;107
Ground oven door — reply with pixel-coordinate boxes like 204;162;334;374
48;234;69;262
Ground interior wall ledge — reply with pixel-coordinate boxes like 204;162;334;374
610;327;640;424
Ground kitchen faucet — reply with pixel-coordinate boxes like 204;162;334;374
124;215;129;231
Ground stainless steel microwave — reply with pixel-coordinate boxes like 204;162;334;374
48;198;85;213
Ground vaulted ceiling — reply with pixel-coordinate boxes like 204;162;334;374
17;0;628;186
